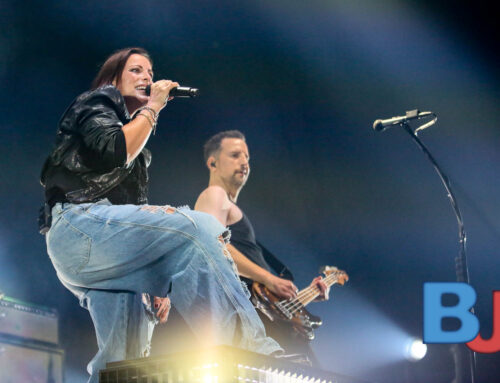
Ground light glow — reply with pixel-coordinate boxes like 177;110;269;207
406;338;427;361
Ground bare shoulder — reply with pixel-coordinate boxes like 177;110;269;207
195;186;232;226
195;186;230;210
204;185;228;197
197;185;228;202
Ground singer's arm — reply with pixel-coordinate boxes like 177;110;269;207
122;80;178;164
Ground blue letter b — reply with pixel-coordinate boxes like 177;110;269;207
423;282;479;343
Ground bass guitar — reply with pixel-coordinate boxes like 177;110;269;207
251;266;348;340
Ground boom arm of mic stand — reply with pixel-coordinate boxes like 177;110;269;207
401;122;476;383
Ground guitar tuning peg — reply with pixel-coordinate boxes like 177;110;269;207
318;265;338;275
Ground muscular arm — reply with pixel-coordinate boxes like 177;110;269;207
227;244;298;299
195;186;298;299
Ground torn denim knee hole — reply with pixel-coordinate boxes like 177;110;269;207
140;205;176;215
220;228;231;244
142;293;159;325
217;231;232;260
240;280;251;299
140;293;156;357
217;230;239;275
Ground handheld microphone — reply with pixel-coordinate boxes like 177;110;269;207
373;110;433;132
145;85;199;98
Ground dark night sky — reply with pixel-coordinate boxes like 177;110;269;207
1;1;499;382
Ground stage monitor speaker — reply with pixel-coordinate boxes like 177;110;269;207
0;336;64;383
0;295;58;345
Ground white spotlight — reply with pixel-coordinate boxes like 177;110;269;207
406;338;427;361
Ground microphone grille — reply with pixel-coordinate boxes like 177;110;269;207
372;119;383;131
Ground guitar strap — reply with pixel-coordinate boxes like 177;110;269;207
257;241;295;281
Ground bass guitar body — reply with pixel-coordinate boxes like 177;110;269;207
250;266;348;341
251;283;322;340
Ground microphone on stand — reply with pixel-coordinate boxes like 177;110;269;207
373;110;433;132
145;85;199;98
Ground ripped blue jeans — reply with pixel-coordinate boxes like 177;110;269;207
46;200;282;382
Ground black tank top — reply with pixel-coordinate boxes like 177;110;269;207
228;211;271;272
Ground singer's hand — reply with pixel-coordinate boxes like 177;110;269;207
154;296;171;324
147;80;179;113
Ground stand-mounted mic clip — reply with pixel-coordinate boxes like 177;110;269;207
373;109;437;135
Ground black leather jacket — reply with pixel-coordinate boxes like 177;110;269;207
39;85;151;232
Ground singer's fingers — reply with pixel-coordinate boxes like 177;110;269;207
154;296;171;324
162;81;179;102
153;80;180;97
152;79;178;88
147;80;179;111
164;80;179;91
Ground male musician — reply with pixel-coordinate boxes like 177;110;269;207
195;130;330;364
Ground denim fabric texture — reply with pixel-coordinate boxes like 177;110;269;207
46;199;282;383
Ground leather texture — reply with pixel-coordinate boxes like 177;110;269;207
40;85;151;204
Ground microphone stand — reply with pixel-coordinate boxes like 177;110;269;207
401;122;476;383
